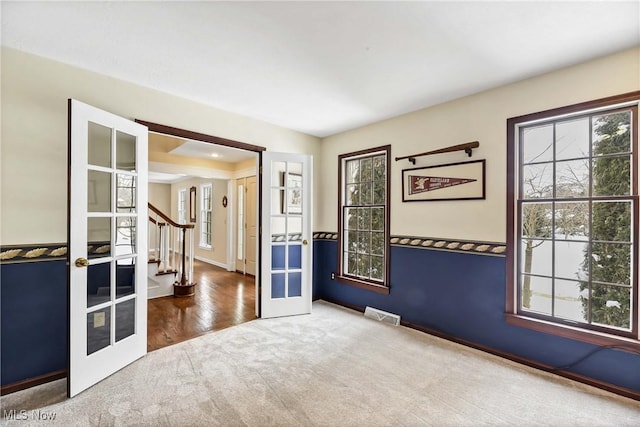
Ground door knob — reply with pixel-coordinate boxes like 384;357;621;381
302;239;308;246
75;257;89;267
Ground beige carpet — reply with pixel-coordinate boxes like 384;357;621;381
1;301;639;426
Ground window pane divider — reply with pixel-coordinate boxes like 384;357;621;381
590;280;632;288
85;299;112;313
521;196;635;203
114;293;136;304
87;165;113;173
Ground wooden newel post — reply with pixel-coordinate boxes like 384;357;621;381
180;227;187;286
174;226;195;297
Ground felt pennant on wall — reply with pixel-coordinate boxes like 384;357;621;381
402;159;485;202
408;176;476;194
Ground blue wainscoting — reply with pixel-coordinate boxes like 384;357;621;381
2;238;638;397
314;238;640;395
1;260;67;386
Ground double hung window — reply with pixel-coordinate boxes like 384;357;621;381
200;184;212;248
177;189;187;224
338;146;391;293
507;93;639;342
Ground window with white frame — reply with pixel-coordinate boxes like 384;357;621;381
337;145;391;293
507;92;639;342
200;183;212;248
177;189;187;224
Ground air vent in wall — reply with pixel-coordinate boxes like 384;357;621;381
363;306;401;326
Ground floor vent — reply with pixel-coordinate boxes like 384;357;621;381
363;306;401;326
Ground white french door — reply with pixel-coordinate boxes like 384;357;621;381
68;99;148;397
261;152;313;318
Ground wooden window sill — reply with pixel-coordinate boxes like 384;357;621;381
505;314;640;352
337;275;390;295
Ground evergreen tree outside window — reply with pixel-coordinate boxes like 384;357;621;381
337;146;391;293
508;94;638;339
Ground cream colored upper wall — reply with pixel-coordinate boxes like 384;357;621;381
1;47;320;244
318;47;640;242
234;158;257;173
3;47;638;245
170;178;228;265
148;183;171;215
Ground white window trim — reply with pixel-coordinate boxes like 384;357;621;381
200;183;212;249
177;188;187;225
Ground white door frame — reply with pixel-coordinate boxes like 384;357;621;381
226;179;236;272
230;175;248;275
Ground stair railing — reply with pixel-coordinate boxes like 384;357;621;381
148;202;196;291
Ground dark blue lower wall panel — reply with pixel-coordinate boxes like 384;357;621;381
1;260;67;386
314;240;640;393
3;242;638;394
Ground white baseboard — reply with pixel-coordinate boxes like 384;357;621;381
148;288;173;299
194;255;229;270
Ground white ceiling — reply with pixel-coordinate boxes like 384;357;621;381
148;171;188;184
2;1;639;137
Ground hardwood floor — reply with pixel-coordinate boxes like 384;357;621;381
147;259;256;352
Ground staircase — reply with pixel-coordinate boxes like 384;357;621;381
147;259;175;299
147;203;197;298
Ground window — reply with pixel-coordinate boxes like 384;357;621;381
338;145;391;293
507;92;639;343
177;189;187;224
200;183;212;248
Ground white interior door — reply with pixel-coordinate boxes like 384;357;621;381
246;175;257;276
261;152;312;318
68;99;148;397
236;178;246;273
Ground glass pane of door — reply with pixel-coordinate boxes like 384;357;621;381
87;261;111;308
88;122;111;168
115;298;136;342
85;124;140;356
87;307;111;355
269;160;304;300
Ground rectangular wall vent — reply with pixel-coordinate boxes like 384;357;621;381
363;306;401;326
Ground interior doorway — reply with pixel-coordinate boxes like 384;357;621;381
236;175;257;276
139;120;264;352
66;106;313;396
